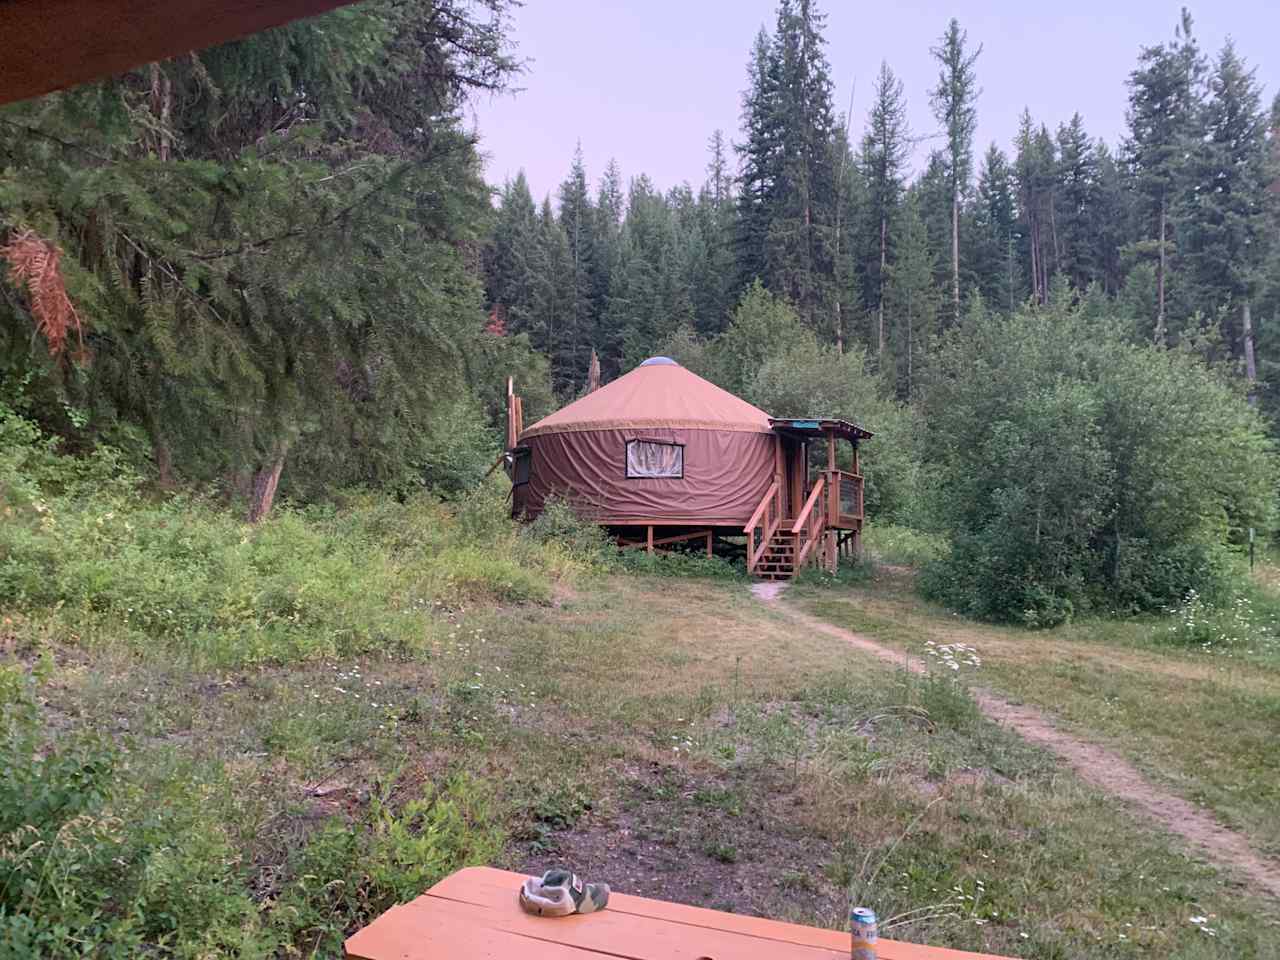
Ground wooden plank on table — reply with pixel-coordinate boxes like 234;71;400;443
348;892;846;960
406;868;1015;960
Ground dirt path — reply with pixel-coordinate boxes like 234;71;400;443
755;586;1280;901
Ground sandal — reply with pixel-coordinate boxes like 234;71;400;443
519;869;610;917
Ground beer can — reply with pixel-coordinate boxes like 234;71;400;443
850;906;878;960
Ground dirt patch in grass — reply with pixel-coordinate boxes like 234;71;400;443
769;593;1280;902
516;757;846;922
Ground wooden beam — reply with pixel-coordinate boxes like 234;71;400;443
646;525;654;555
0;0;357;106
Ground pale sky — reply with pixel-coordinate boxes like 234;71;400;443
469;0;1279;204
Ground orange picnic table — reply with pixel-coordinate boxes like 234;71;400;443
345;866;1015;960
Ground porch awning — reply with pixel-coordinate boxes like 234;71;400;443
769;418;873;442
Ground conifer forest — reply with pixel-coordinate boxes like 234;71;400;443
5;3;1280;958
2;0;1278;619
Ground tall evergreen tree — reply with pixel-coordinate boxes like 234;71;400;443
556;144;596;384
1180;41;1272;385
1055;114;1101;291
973;144;1021;311
592;158;625;354
929;18;981;326
765;0;841;335
735;28;782;293
693;134;738;336
1013;111;1057;303
486;172;541;334
0;0;520;517
706;129;732;208
1125;8;1206;344
1090;144;1130;296
860;61;911;363
884;194;940;399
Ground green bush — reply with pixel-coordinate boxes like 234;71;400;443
0;666;503;957
920;300;1277;625
0;420;598;666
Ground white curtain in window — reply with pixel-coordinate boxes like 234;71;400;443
626;440;682;478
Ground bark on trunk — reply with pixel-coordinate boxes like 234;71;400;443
247;454;286;523
1048;189;1062;279
1243;299;1258;406
1155;196;1167;346
149;63;171;161
1029;215;1041;304
877;214;887;363
950;195;961;325
154;439;174;489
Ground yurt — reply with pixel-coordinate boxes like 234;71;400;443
505;357;872;579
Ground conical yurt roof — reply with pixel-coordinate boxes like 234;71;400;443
521;357;773;439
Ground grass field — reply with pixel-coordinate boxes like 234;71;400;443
8;555;1280;957
795;559;1280;864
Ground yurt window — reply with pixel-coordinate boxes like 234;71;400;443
511;447;532;486
626;439;683;479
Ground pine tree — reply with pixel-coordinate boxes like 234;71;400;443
0;0;520;517
534;196;578;394
557;145;597;385
706;130;732;209
1055;113;1100;291
1125;8;1206;344
929;18;981;327
884;194;940;399
486;172;541;335
694;134;738;336
1180;40;1271;383
1013;112;1059;303
860;61;911;364
1091;144;1130;295
973;144;1020;311
765;0;841;334
592;158;625;350
735;28;783;293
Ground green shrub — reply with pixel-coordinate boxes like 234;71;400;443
0;424;599;665
0;665;504;957
615;548;745;580
920;301;1277;625
863;524;947;568
272;774;503;955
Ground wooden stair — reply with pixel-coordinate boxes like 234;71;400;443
754;527;799;580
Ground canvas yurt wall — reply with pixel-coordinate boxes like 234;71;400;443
512;358;776;526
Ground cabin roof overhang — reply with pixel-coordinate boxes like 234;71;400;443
0;0;357;106
769;418;873;443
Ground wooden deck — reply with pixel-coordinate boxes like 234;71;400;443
345;866;1017;960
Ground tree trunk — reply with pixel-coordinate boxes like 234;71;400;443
877;214;887;363
950;195;961;325
1155;196;1167;346
247;453;286;523
154;439;174;489
149;63;171;161
1029;215;1040;304
1048;189;1061;280
1243;299;1258;406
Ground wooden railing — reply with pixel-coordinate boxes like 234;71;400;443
791;477;827;570
743;481;782;576
825;470;863;528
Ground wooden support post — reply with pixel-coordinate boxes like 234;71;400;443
826;430;836;473
505;377;516;449
706;531;713;558
646;525;654;555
